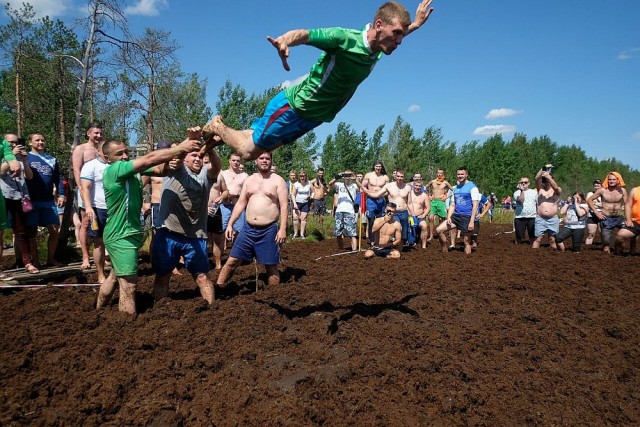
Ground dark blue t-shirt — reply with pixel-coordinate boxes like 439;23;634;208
26;152;64;202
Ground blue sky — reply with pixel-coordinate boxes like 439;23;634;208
3;0;639;169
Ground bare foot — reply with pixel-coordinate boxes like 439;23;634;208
25;264;40;274
81;260;91;270
172;268;182;276
202;115;224;142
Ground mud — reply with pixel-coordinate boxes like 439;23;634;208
1;223;639;425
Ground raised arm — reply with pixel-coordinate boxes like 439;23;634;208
407;0;435;35
267;30;310;71
132;138;200;174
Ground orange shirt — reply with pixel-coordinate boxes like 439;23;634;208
632;187;640;223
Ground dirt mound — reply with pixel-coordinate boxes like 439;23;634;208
1;223;638;425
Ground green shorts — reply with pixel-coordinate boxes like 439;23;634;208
430;199;447;218
105;235;143;276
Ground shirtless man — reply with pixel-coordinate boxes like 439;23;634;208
587;172;628;253
311;167;329;228
207;174;224;270
364;202;402;259
216;151;288;288
361;161;390;244
585;179;603;246
216;153;249;238
615;185;640;254
71;122;103;269
426;168;453;242
532;165;562;250
407;180;430;249
364;169;411;244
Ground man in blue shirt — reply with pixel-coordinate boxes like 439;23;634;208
25;133;66;266
436;167;480;254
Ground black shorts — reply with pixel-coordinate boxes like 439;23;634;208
372;247;392;257
207;207;223;234
623;221;640;237
313;199;326;215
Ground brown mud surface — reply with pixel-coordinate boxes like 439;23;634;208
1;223;639;425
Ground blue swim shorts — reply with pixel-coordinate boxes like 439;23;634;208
221;203;246;233
393;209;409;240
151;228;210;276
250;91;322;150
366;197;386;219
230;222;280;265
535;215;560;237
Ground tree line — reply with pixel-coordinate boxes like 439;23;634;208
1;1;637;202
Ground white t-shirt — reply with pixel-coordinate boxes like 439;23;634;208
80;157;109;209
294;181;312;204
513;188;537;218
334;182;358;214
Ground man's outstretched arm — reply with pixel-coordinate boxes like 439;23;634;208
267;30;310;71
407;0;434;35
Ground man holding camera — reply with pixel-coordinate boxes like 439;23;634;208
329;170;359;251
513;176;537;244
532;164;562;249
364;202;402;259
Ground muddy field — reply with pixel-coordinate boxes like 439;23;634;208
1;223;639;425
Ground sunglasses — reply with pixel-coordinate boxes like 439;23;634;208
519;181;529;184
385;210;394;215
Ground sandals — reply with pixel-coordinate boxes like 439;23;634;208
25;264;40;274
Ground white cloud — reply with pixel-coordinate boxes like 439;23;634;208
4;0;71;18
617;47;640;61
485;108;522;120
281;73;308;88
407;104;421;113
632;131;640;141
473;125;516;136
124;0;168;16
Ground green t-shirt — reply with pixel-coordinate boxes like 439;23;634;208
103;160;151;245
1;139;17;162
284;25;383;123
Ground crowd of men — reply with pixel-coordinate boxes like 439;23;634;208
1;124;639;315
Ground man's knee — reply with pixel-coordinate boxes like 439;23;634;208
364;249;374;259
388;250;401;259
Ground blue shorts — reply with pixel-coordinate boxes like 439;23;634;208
334;212;357;237
366;197;386;219
535;215;560;237
296;201;311;213
87;207;108;238
372;247;393;257
26;200;60;227
221;203;246;233
230;222;280;265
393;209;409;240
250;91;322;150
601;215;625;245
151;228;210;276
151;203;162;229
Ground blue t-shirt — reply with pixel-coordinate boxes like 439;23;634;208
26;152;64;202
475;194;488;222
453;181;480;216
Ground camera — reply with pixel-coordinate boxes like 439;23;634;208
542;164;553;173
